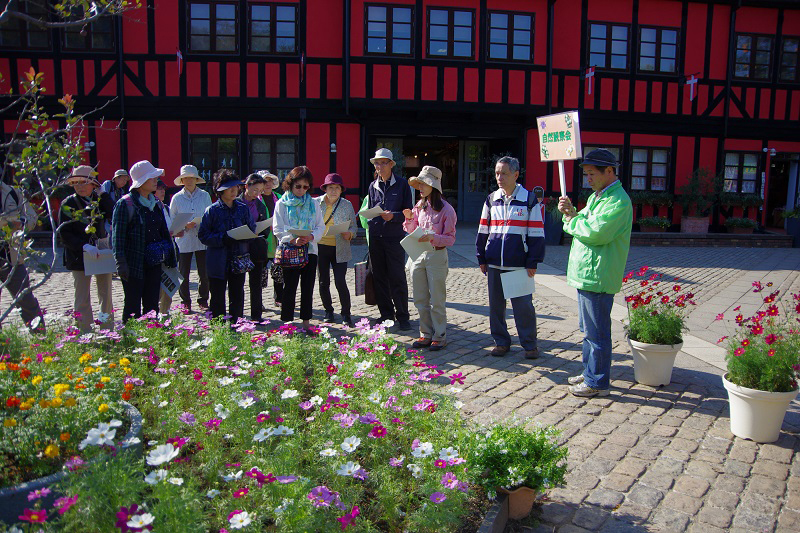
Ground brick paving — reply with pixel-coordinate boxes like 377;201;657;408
4;228;800;532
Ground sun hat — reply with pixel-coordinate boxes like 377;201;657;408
216;177;243;192
113;169;129;178
320;173;346;193
257;170;280;189
129;160;165;189
579;148;620;168
175;164;206;186
408;166;443;194
66;165;100;187
369;148;396;166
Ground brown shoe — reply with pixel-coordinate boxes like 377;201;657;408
524;347;540;359
429;340;446;351
490;345;510;357
412;337;432;349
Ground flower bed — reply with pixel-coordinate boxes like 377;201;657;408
0;313;522;531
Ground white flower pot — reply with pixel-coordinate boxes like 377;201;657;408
628;338;683;386
722;374;798;443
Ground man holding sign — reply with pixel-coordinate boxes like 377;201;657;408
558;149;632;398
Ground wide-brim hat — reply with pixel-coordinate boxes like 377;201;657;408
369;148;396;166
66;165;100;187
113;169;129;179
257;170;280;189
579;148;619;168
216;178;243;192
320;173;346;193
175;164;206;186
409;166;443;194
129;160;165;189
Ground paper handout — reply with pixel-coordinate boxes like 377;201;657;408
255;218;272;234
227;225;258;240
191;216;203;226
400;227;434;261
290;228;312;237
324;220;351;237
357;206;384;220
169;212;195;234
500;269;536;299
83;247;117;276
160;266;184;299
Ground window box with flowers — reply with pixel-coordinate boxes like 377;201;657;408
637;216;671;233
622;267;695;386
720;281;800;442
724;217;758;234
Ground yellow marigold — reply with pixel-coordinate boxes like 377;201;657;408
98;403;109;413
108;363;117;369
0;363;5;371
51;397;63;407
44;356;53;364
124;367;132;376
19;402;32;411
100;376;111;383
83;367;94;374
79;353;91;363
44;444;59;458
31;375;43;386
119;358;130;366
3;418;16;427
60;432;70;442
39;399;50;408
65;398;77;407
53;384;70;396
21;357;31;364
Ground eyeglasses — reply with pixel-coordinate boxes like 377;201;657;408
373;160;392;166
293;184;310;190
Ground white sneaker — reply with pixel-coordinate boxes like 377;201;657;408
568;375;585;385
570;382;610;397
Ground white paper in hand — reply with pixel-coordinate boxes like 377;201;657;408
358;206;384;220
325;220;351;237
500;269;536;299
169;212;195;234
290;228;312;237
255;218;272;234
227;225;258;240
400;227;434;261
83;248;117;276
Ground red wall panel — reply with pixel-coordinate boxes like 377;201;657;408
725;139;761;151
154;0;179;55
464;68;479;102
508;71;525;105
207;63;220;97
95;126;121;177
638;0;681;26
600;78;613;110
98;60;118;97
421;67;437;101
666;83;677;114
306;64;321;99
61;61;78;96
773;90;786;120
187;63;201;97
336;123;361;189
791;94;800;122
525;128;547;190
758;90;771;120
247;64;259;98
563;75;579;108
188;122;239;135
675;137;695;193
350;64;366;98
698;138;717;175
327;65;343;99
530;71;545;105
122;6;148;54
485;69;502;104
248;122;300;135
784;11;800;36
307;0;341;58
729;87;743;118
145;61;159;97
83;61;94;96
0;59;9;93
227;63;240;97
398;66;415;100
305;122;330;179
616;79;629;112
685;3;707;77
630;134;671;148
581;131;624;145
709;5;730;80
372;65;391;99
36;60;54;94
587;0;632;24
158;122;182;184
650;83;662;114
444;68;458;102
553;0;581;69
745;88;756;118
126;122;151;164
265;64;280;98
16;58;31;94
286;64;300;98
709;86;724;117
736;7;778;33
551;75;559;108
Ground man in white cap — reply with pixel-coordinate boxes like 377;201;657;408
170;164;212;311
112;160;177;320
365;148;414;330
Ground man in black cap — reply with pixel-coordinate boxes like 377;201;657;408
558;148;632;398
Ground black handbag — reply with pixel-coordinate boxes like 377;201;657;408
229;253;255;275
249;236;268;263
144;239;174;267
269;260;284;284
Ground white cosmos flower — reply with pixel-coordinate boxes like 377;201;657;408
253;428;274;442
229;510;252;529
320;448;337;457
207;489;221;499
238;361;253;370
221;470;243;482
144;469;168;485
447;386;463;393
238;397;256;408
356;360;372;371
330;388;344;398
146;444;180;466
309;395;323;405
407;463;422;478
168;477;184;485
218;377;235;386
108;419;123;428
232;367;248;376
411;442;433;458
215;404;230;419
273;425;294;436
281;389;299;399
90;357;109;367
158;401;168;408
79;426;116;450
439;447;460;461
275;498;291;514
337;461;361;476
367;392;381;403
454;400;464;409
127;514;155;528
158;381;171;388
341;436;361;453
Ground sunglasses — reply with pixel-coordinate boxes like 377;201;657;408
293;184;310;190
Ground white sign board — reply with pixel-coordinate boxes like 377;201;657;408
536;111;583;196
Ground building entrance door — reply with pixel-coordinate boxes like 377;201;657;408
459;141;492;222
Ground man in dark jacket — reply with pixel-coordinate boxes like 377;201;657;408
59;166;115;331
366;148;414;330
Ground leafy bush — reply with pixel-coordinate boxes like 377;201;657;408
723;281;800;393
622;266;695;345
630;191;674;207
637;216;671;229
719;193;762;208
677;168;722;217
724;217;758;229
578;189;592;204
782;207;800;219
466;423;567;499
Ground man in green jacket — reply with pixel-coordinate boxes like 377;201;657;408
559;149;632;397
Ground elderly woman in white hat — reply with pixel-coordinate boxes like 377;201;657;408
365;148;414;330
58;165;115;331
169;164;212;312
402;166;457;350
112;160;178;320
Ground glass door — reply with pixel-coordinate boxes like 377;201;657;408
459;141;492;222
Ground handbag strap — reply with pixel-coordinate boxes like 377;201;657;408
325;198;342;225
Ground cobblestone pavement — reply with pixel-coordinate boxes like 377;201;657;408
4;232;800;532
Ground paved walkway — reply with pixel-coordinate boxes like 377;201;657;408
4;227;800;532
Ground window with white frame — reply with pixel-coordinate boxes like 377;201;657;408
631;148;669;191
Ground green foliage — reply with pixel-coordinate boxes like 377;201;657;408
541;196;563;218
676;168;723;217
626;304;684;345
577;189;592;203
622;267;694;345
724;217;758;229
466;423;567;498
724;283;800;393
637;216;671;229
630;191;674;207
782;207;800;219
719;192;762;208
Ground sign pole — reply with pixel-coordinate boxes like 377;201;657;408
558;160;566;198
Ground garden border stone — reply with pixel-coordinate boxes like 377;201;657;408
476;493;508;533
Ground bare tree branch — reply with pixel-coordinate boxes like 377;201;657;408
0;1;135;30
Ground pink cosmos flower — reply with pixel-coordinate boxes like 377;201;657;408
449;372;465;385
764;334;777;345
233;487;249;498
19;508;47;523
734;347;745;356
337;505;360;530
368;426;387;438
54;494;79;515
434;459;447;469
430;492;447;503
28;487;51;501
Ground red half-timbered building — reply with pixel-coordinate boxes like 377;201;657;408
2;0;799;227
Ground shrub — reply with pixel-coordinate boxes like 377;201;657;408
622;266;695;345
724;217;757;229
637;216;671;229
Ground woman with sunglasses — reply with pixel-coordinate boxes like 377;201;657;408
273;166;325;329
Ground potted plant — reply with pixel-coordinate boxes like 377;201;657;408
724;217;758;234
622;266;694;386
467;423;567;520
542;196;563;245
677;168;720;234
721;281;800;442
783;207;800;248
637;216;671;232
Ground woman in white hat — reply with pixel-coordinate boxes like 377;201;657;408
58;165;115;332
112;160;178;320
402;166;457;350
169;164;212;312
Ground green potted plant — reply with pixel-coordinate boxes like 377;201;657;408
622;267;695;385
721;281;800;442
467;423;567;520
724;216;758;234
677;168;720;234
782;207;800;247
637;216;671;232
719;192;762;208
